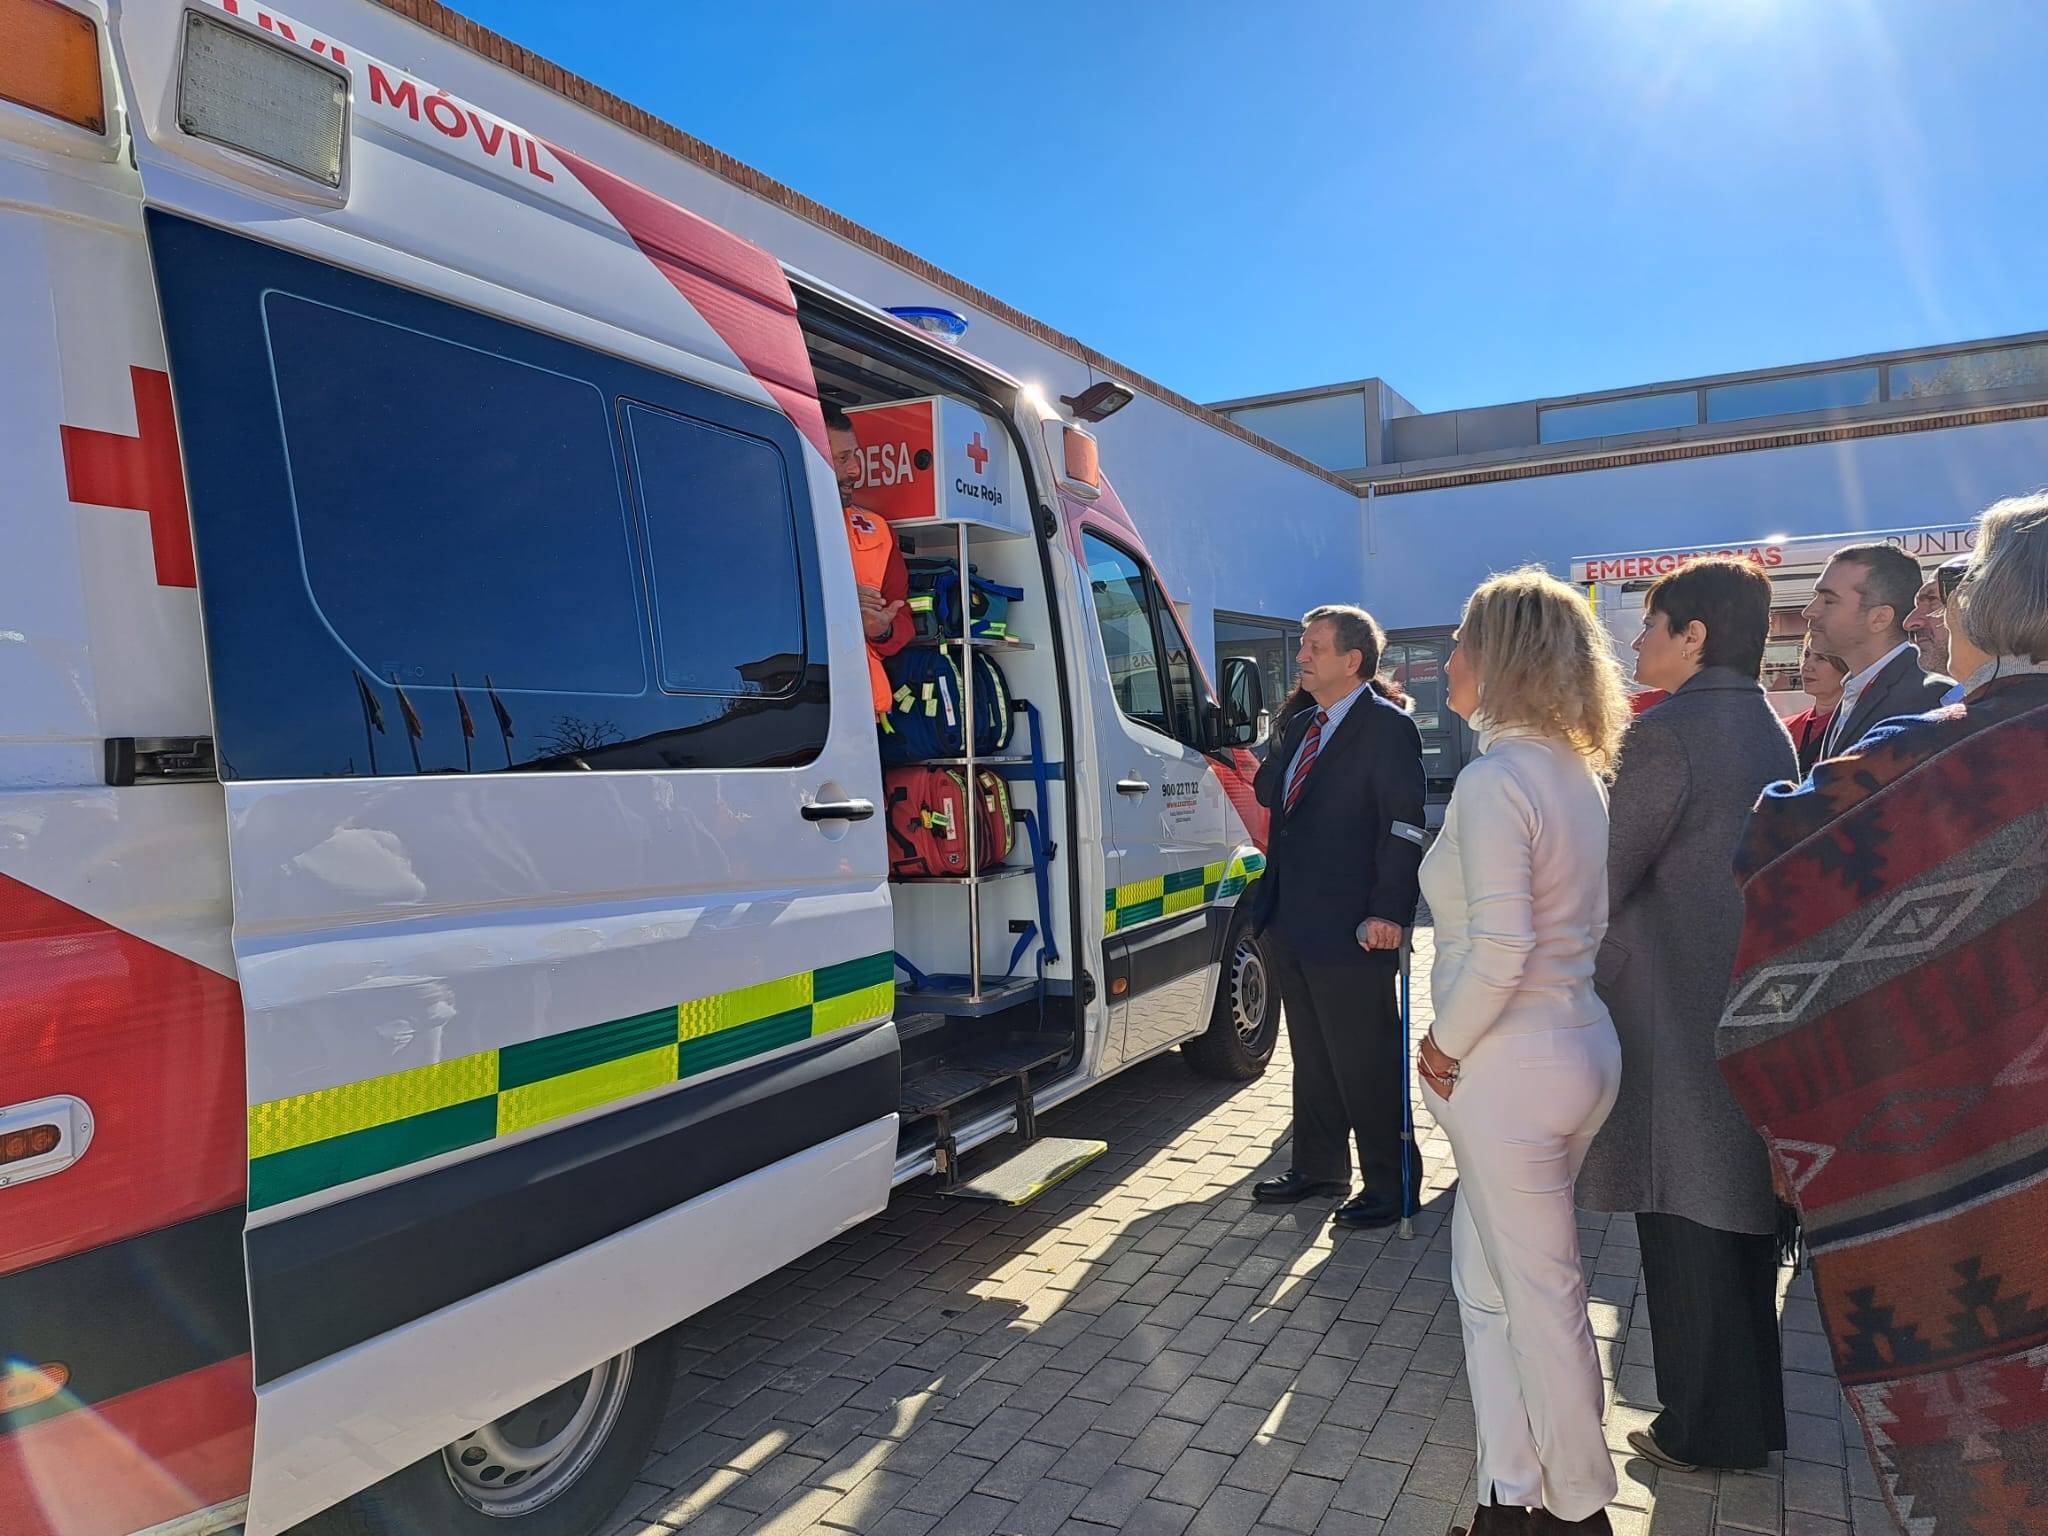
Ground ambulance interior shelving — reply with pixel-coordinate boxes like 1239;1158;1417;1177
803;300;1083;1177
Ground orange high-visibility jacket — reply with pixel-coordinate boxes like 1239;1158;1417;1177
845;504;911;715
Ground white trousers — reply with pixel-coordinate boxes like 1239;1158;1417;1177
1426;1015;1622;1521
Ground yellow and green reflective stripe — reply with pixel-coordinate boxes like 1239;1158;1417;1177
1103;850;1265;935
247;950;895;1211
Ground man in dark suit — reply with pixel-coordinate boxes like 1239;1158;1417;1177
1802;542;1953;761
1247;606;1428;1229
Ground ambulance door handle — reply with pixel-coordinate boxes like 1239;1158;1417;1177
802;798;876;823
1116;777;1151;796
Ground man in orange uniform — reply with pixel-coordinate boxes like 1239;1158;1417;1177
826;406;912;715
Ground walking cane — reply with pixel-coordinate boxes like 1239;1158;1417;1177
1397;934;1415;1241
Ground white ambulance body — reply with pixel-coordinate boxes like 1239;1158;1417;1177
0;5;1284;1533
1572;521;1977;713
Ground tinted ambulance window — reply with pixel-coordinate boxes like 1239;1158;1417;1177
623;403;807;696
145;212;829;779
269;295;648;698
1083;533;1168;732
1153;588;1203;747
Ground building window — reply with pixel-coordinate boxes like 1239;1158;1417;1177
1704;367;1878;423
1222;392;1368;469
1538;390;1698;444
1890;343;2048;402
1214;612;1301;720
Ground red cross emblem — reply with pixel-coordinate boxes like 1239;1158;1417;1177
965;432;989;475
60;367;196;588
849;512;876;535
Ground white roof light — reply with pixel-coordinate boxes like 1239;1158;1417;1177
179;10;347;188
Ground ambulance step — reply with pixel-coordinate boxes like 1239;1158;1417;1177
894;976;1042;1017
947;1137;1108;1206
900;1038;1068;1119
894;1011;950;1045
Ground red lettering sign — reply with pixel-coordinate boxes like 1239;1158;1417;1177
368;64;418;119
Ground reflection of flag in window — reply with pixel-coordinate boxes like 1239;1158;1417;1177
354;672;386;733
391;677;423;738
452;674;476;773
390;674;424;774
484;673;515;768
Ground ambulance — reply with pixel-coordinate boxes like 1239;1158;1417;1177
1572;521;1978;714
0;4;1285;1532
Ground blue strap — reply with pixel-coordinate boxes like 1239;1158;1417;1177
1002;920;1039;978
892;951;935;992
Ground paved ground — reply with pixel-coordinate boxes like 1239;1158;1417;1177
607;930;1894;1536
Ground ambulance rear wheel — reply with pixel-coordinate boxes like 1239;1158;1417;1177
1184;919;1278;1080
301;1330;676;1536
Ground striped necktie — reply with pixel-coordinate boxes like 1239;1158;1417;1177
1285;709;1328;812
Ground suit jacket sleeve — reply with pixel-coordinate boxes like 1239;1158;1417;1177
1607;716;1689;909
1253;716;1296;809
1366;709;1428;926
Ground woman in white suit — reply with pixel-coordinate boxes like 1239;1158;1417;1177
1418;568;1631;1536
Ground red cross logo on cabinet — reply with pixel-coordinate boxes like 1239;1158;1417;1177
965;431;989;475
59;367;196;588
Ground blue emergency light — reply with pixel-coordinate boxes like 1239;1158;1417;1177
887;306;969;343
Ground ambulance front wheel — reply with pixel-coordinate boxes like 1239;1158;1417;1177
1184;917;1279;1080
302;1330;677;1536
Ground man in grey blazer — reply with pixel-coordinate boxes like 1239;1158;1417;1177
1803;542;1953;759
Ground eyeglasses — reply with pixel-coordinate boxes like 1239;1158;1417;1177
1935;560;1971;603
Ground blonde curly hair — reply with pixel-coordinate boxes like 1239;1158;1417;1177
1460;565;1630;775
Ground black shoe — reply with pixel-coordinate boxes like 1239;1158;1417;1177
1253;1172;1349;1203
1332;1194;1402;1229
1453;1500;1531;1536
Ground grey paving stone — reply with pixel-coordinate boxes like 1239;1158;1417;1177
1123;1414;1204;1474
1263;1472;1341;1533
1222;1435;1301;1496
1333;1453;1408;1520
1380;1492;1455;1536
1073;1463;1161;1526
987;1479;1086;1536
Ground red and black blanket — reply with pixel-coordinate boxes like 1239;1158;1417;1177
1718;673;2048;1535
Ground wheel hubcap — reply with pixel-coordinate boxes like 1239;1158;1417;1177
442;1350;634;1518
1230;939;1269;1046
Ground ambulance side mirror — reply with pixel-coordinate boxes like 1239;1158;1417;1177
1219;657;1265;747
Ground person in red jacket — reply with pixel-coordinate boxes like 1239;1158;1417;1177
825;406;911;716
1783;637;1847;773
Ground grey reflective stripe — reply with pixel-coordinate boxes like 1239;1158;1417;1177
1391;821;1427;847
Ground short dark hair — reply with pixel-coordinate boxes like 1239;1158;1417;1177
822;404;854;434
1829;542;1923;635
1644;557;1774;678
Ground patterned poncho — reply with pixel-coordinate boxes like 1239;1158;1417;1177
1717;672;2048;1534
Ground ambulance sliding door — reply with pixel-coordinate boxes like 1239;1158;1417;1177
112;7;896;1531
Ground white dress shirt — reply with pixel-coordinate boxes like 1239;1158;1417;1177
1284;678;1366;791
1824;641;1916;756
1421;726;1613;1059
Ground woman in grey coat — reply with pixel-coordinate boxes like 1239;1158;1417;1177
1576;557;1798;1474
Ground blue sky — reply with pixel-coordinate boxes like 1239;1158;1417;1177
464;1;2048;413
